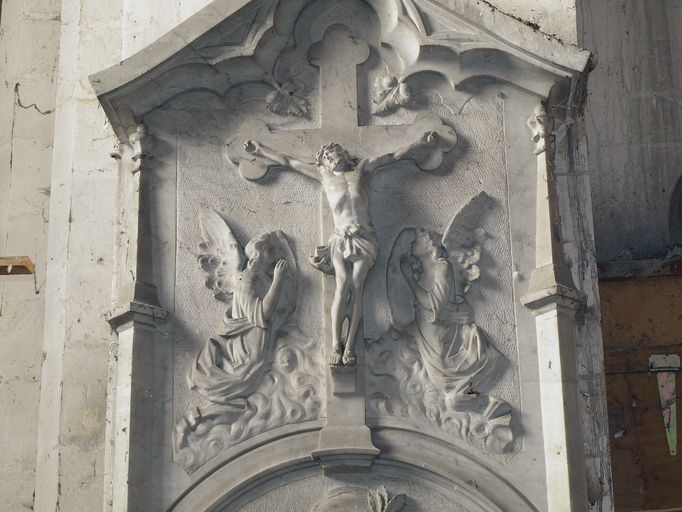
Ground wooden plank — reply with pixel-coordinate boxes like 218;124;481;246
0;256;35;275
600;276;682;350
600;275;682;511
606;371;682;511
633;508;682;512
605;345;682;374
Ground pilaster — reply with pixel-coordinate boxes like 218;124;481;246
105;124;167;512
522;105;588;511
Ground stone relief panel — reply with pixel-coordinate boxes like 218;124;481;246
168;91;328;476
362;96;519;455
156;0;520;476
92;0;596;506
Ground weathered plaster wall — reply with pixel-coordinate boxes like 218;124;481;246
579;0;682;261
0;1;61;510
122;0;215;56
31;2;243;511
446;0;578;45
32;0;123;509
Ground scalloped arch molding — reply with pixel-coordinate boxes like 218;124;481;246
91;0;589;142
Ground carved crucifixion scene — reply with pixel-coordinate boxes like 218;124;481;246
86;0;602;510
243;129;445;367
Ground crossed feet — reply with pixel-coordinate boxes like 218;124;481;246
330;346;357;367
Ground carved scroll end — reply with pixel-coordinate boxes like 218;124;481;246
129;123;155;173
527;105;555;156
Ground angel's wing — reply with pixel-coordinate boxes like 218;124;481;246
263;230;298;330
442;192;493;293
198;208;245;303
386;228;417;330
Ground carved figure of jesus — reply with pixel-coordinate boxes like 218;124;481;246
244;131;438;366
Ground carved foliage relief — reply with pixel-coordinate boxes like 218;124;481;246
312;485;407;512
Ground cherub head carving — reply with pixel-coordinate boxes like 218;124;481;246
245;232;278;270
412;227;446;259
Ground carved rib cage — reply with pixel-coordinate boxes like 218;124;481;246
93;0;595;511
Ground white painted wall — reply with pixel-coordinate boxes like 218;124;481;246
32;0;122;509
0;1;61;510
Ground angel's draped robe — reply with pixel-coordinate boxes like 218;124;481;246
189;268;273;406
414;258;501;397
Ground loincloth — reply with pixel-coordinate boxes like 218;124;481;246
309;224;379;275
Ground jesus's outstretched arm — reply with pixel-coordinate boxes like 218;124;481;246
364;130;440;174
244;140;320;182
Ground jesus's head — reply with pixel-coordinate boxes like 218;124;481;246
316;143;357;173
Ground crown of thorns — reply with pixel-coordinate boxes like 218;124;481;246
316;143;355;166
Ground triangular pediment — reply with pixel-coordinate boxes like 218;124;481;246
91;0;590;142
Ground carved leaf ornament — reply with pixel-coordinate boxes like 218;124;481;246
265;79;309;117
373;76;414;115
368;485;408;512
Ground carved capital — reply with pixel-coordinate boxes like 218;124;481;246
129;123;155;173
311;425;380;475
520;264;584;313
527;105;555;156
106;300;168;334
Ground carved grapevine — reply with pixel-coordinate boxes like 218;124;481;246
373;76;413;115
266;80;309;117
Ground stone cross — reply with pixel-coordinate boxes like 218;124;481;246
226;23;456;473
229;24;457;179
